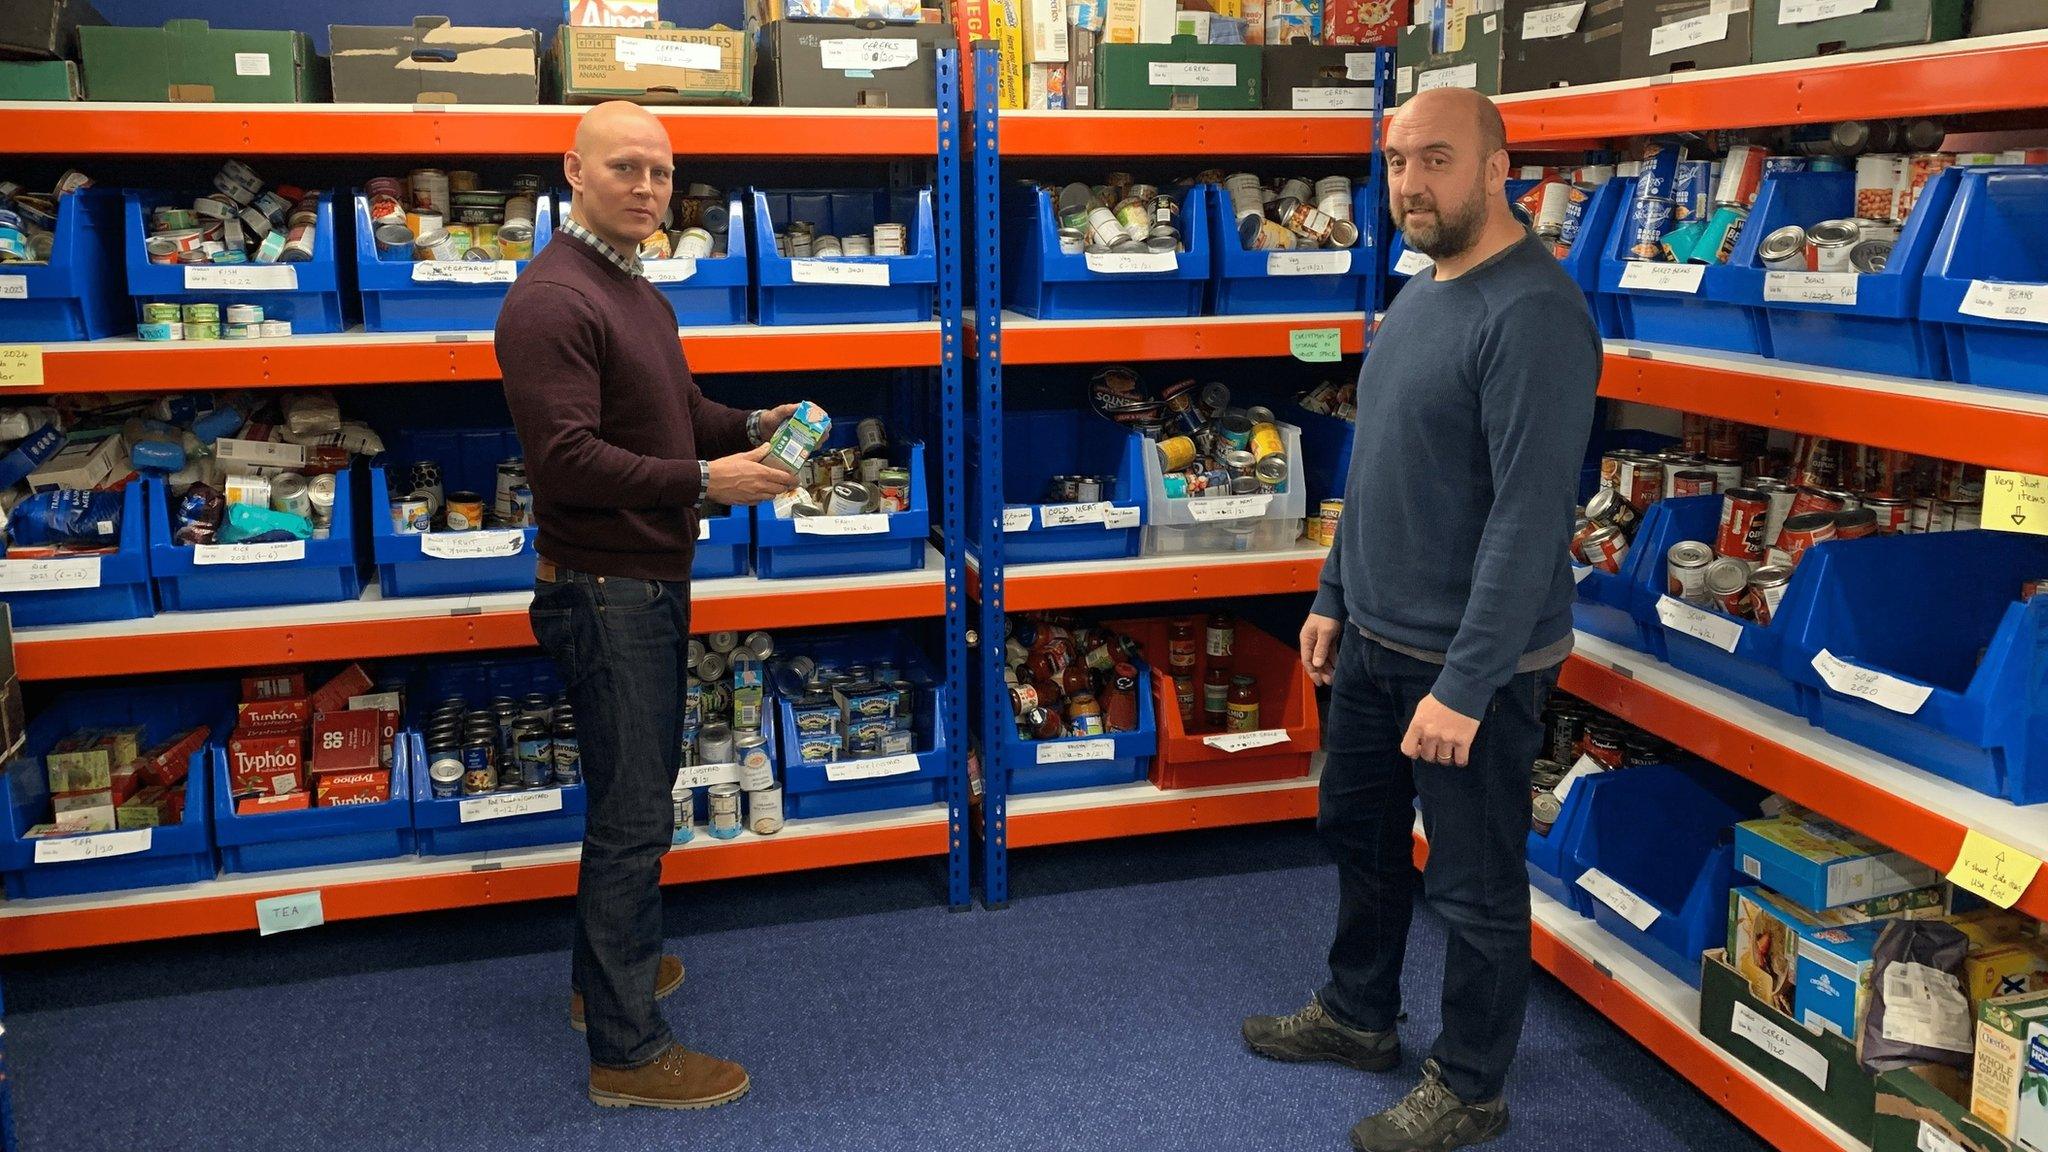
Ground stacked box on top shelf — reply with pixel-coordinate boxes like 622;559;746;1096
369;428;536;598
774;629;948;817
0;185;131;341
1205;176;1375;315
328;19;540;104
0;59;84;100
553;24;753;105
1617;1;1752;80
972;408;1146;566
1392;14;1502;105
750;187;937;325
751;409;928;579
1499;0;1626;93
353;184;552;333
79;20;326;103
1002;180;1210;320
1258;44;1378;112
756;19;952;108
997;613;1158;795
123;185;347;336
1748;0;1964;65
0;683;226;899
1922;166;2048;398
1105;615;1318;790
1096;36;1262;110
406;657;585;856
558;189;751;327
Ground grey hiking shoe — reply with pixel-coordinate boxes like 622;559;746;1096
1241;996;1400;1072
1350;1058;1509;1152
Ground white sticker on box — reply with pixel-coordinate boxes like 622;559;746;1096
1202;729;1291;753
0;556;101;592
1267;251;1353;276
697;519;711;541
1040;502;1110;528
1959;280;2048;325
0;277;26;301
818;38;921;71
1810;649;1933;715
793;513;889;535
1148;61;1237;87
1396;66;1415;95
1037;739;1116;764
675;761;742;790
1003;507;1034;533
1417;63;1478;93
192;540;306;565
790;259;891;287
1575;867;1660;930
1345;53;1373;81
614;37;725;71
1619;262;1707;293
1394;249;1435;277
1657;595;1743;653
1522;1;1586;40
1186;494;1271;522
1084;251;1179;274
1918;1121;1966;1152
1103;505;1140;530
1292;87;1372;111
184;265;298;291
34;828;151;863
419;530;525;560
642;258;698;284
1649;11;1729;56
825;753;920;782
1571;563;1593;584
1766;271;1860;306
234;52;273;77
1551;754;1604;803
460;788;565;823
1778;0;1879;24
1731;1002;1830;1089
1880;960;1975;1054
411;261;518;284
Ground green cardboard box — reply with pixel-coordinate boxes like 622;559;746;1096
1394;14;1503;107
1972;0;2048;37
1700;947;1878;1144
0;59;82;100
1873;1063;2020;1152
1749;0;1966;66
1097;35;1263;110
79;20;325;103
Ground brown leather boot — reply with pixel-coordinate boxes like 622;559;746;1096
589;1044;750;1110
570;954;685;1032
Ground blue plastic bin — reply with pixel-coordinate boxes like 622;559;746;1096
750;187;936;325
1002;183;1211;319
1204;182;1373;315
1921;165;2048;397
1632;493;1814;716
559;191;750;327
0;683;228;899
1600;177;1772;356
369;429;535;598
1526;768;1611;914
1386;179;1624;337
213;733;413;874
404;656;587;856
751;433;928;579
970;409;1145;565
123;190;347;334
1782;531;2048;806
0;481;154;628
1292;401;1354;513
0;188;131;341
775;631;948;818
1732;168;1956;379
1572;495;1668;659
1002;654;1158;795
146;475;363;612
354;192;551;332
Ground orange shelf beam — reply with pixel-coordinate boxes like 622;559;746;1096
1003;780;1318;849
986;548;1327;612
977;314;1368;365
998;111;1374;158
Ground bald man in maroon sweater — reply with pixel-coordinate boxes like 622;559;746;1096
498;101;798;1111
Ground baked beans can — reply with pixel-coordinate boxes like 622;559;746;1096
1789;485;1847;519
1863;495;1912;535
1705;557;1755;620
1716;145;1768;209
1580;524;1629;574
1853;154;1905;221
1747;565;1793;626
1638;140;1686;202
1673;468;1720;498
1774;511;1837;567
1672;160;1713;222
1319;498;1342;544
1585;487;1641;540
1832;506;1879;541
1667;541;1714;604
1717;488;1771;562
1759;225;1809;270
1625;195;1676;262
1898;152;1953;221
1807;219;1862;272
1694;203;1749;266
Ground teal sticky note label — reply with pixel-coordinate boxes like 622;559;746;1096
256;890;324;936
1290;327;1342;363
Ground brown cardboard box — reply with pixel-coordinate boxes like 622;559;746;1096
329;18;540;104
553;25;754;105
758;18;956;108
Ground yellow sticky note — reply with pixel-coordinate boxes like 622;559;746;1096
1945;828;2043;910
1984;470;2048;536
1290;328;1342;363
0;345;44;388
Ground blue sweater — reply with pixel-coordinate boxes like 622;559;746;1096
1311;233;1600;720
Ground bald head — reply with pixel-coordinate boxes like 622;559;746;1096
573;99;671;160
1397;87;1507;159
1385;87;1515;265
565;100;674;256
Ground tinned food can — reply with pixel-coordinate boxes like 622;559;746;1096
1716;488;1770;563
1318;498;1342;545
1579;524;1629;575
1624;195;1676;262
1584;487;1641;540
707;783;743;840
749;786;784;836
1747;565;1793;625
1774;512;1837;568
1667;541;1714;604
1758;225;1808;270
1672;468;1719;498
1704;557;1754;620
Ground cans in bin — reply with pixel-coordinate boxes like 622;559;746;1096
1717;488;1770;563
1672;161;1712;222
1637;140;1685;202
1667;541;1713;604
1717;145;1768;209
391;496;431;535
671;782;695;844
1693;204;1747;266
1625;195;1675;262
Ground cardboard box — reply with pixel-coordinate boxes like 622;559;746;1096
46;729;113;792
242;670;305;703
1103;0;1141;43
1972;0;2048;37
554;24;754;105
0;0;105;62
27;433;121;494
350;691;403;769
136;726;207;788
1264;0;1321;44
1393;13;1502;106
2021;1021;2048;1152
1795;918;1889;1041
1749;0;1965;66
1700;948;1878;1144
1098;35;1262;108
228;732;304;798
1324;0;1405;44
237;697;310;734
759;18;954;108
1500;0;1624;93
1024;0;1069;62
1027;61;1068;107
1620;0;1752;81
310;663;374;718
781;0;924;19
329;18;539;105
117;785;171;829
214;437;308;473
1973;990;2048;1141
1872;1063;2018;1152
1261;44;1375;110
78;20;326;104
1968;939;2048;1007
237;791;310;815
312;710;383;774
1733;812;1943;913
1953;909;2041;950
0;60;83;100
566;0;663;26
315;767;392;807
991;0;1028;107
1068;25;1099;106
0;607;26;767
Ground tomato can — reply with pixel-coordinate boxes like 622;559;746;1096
1789;485;1847;519
1774;511;1837;567
1319;499;1342;546
1716;488;1770;563
1673;468;1719;498
1863;495;1912;535
1666;541;1714;604
1751;478;1797;547
1747;565;1793;626
1624;456;1664;511
1832;506;1879;541
1580;524;1629;574
1705;557;1754;620
1716;145;1768;209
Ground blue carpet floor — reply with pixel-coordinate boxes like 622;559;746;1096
3;823;1767;1152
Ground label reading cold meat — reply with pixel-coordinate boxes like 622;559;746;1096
1267;251;1352;276
1618;262;1706;293
0;556;101;591
1765;271;1859;306
1810;649;1932;714
1649;11;1728;55
1959;280;2048;325
1037;739;1115;764
1148;62;1237;87
1040;502;1110;528
1186;494;1271;522
34;828;151;863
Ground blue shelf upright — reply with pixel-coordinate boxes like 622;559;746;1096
935;45;971;912
972;41;1011;908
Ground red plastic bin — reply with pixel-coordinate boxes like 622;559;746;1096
1106;615;1320;790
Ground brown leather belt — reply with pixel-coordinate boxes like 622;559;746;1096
536;556;563;582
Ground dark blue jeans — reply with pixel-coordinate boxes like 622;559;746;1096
529;567;691;1070
1315;630;1556;1105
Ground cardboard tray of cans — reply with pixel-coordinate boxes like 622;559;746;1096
0;184;132;341
1204;178;1375;316
213;719;414;875
975;408;1147;566
0;480;155;629
145;474;363;612
773;630;947;818
1104;616;1318;790
123;181;346;335
748;186;937;326
369;428;537;598
353;184;553;333
751;424;929;580
1920;165;2048;398
0;683;229;900
1002;181;1211;321
406;657;587;857
557;189;752;328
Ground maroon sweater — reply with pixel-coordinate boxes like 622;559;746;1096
498;234;750;582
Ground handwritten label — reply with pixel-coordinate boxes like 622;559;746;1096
0;344;44;387
1041;502;1110;528
1571;564;1593;584
234;52;272;77
1945;828;2043;910
1417;63;1478;93
1779;0;1879;24
1619;262;1708;293
1202;729;1291;753
614;36;724;71
1810;649;1932;714
1290;327;1342;363
793;513;889;535
1186;494;1272;522
419;530;526;560
1959;280;2048;325
818;38;921;71
1037;738;1116;764
1396;66;1415;96
1103;505;1140;530
642;258;698;284
33;828;151;863
675;761;742;790
1292;87;1371;111
1657;595;1742;653
1003;507;1034;533
1984;470;2048;535
1084;251;1179;274
0;556;101;591
255;890;324;936
0;276;25;300
1575;867;1660;930
1345;53;1372;80
1765;271;1860;306
1918;1121;1965;1152
192;540;305;565
1731;1002;1829;1089
789;259;891;287
1552;754;1604;803
1148;61;1237;87
1522;1;1586;39
460;789;565;823
1650;11;1728;55
825;753;920;782
1394;249;1435;277
184;265;298;291
410;261;518;284
1268;251;1352;277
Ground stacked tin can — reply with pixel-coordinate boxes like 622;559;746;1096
0;170;91;264
1620;138;1775;267
772;207;908;260
142;160;320;269
1003;613;1145;743
1218;171;1362;252
389;455;535;536
769;413;911;520
366;170;543;262
422;690;581;800
1048;173;1188;257
772;641;925;783
1088;367;1291;504
641;183;734;261
1531;692;1679;834
675;630;782;841
138;300;290;343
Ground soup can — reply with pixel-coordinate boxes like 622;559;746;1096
1666;541;1714;604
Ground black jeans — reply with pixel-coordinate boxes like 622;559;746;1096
1315;629;1556;1105
529;567;691;1069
